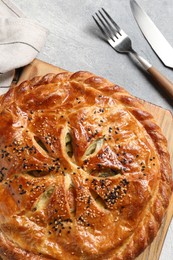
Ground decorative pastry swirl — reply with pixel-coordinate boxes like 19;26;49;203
0;71;172;259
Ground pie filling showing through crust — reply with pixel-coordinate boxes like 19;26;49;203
0;71;172;260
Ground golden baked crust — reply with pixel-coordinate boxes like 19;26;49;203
0;71;172;260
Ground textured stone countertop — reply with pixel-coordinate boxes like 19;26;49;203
11;0;173;259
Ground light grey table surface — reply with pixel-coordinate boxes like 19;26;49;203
11;0;173;259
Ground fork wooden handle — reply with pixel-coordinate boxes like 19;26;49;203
147;66;173;100
131;52;173;99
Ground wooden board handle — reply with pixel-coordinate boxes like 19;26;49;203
147;66;173;99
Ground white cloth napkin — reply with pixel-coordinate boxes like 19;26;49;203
0;0;48;92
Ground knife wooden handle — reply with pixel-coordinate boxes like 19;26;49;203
147;66;173;99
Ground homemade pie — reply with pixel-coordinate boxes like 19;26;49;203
0;71;172;260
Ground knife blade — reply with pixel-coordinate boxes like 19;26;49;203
130;0;173;68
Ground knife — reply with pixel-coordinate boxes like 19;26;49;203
130;0;173;99
130;0;173;68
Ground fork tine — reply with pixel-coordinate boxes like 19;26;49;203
92;8;130;53
101;8;122;34
96;12;114;39
92;14;109;39
98;10;119;38
93;8;124;43
93;9;120;41
93;13;114;40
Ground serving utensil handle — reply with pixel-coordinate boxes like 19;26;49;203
147;66;173;100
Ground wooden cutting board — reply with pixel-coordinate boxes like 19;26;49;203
17;59;173;260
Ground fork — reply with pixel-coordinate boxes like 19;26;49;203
92;8;173;99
